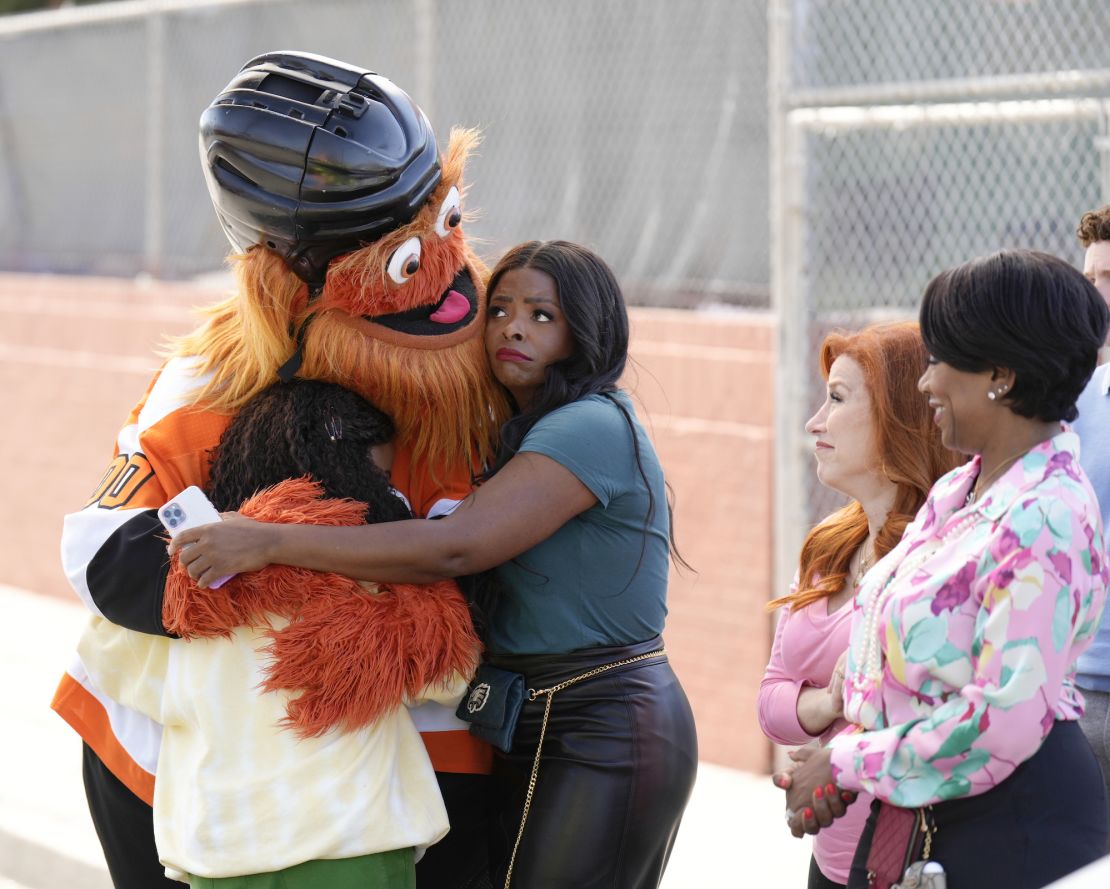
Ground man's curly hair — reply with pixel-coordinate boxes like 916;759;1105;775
1077;204;1110;247
205;379;411;524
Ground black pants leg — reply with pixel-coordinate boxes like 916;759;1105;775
808;856;846;889
416;772;493;889
81;743;179;889
846;801;880;889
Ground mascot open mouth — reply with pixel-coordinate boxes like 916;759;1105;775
367;267;478;336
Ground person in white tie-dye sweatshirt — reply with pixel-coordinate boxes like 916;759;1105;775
81;380;479;888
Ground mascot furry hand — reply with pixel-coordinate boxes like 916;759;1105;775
163;477;481;737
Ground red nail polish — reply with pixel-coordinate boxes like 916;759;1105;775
825;783;836;796
841;791;854;802
804;807;814;820
813;785;824;800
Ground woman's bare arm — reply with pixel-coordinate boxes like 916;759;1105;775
795;685;842;737
171;451;597;587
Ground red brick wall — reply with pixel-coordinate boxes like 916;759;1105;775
0;275;198;597
628;310;775;772
0;274;775;773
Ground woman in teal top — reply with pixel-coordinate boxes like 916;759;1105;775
174;240;698;888
485;386;670;655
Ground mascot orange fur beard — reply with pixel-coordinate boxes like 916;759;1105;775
53;126;509;889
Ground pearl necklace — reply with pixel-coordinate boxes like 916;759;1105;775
852;509;980;684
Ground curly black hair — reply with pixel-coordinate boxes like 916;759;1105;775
205;379;411;524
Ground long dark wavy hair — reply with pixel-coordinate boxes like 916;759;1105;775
205;379;411;524
465;241;689;624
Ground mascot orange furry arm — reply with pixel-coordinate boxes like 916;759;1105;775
162;477;481;738
51;51;507;888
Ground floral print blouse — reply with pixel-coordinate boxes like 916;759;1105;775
828;430;1108;807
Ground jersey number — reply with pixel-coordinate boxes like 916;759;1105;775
86;454;156;509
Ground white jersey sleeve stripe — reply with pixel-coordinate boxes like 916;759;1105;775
65;654;163;774
60;508;145;617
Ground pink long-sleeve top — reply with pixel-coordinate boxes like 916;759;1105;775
829;430;1108;809
759;588;874;883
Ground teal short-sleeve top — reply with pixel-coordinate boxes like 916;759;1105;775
486;390;670;656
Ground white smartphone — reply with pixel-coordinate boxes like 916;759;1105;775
158;486;234;588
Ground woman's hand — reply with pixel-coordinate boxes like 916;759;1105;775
779;746;856;838
771;758;797;791
796;675;844;736
168;513;276;587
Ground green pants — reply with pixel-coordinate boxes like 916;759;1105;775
188;848;415;889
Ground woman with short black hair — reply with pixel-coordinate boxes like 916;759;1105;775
918;249;1107;423
781;249;1110;889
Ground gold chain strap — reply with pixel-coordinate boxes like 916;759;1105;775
919;806;935;860
501;648;667;889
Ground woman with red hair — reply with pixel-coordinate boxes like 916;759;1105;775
758;321;958;888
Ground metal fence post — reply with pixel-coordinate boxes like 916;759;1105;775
769;0;810;769
770;0;808;603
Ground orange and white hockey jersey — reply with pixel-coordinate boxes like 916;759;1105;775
52;355;491;805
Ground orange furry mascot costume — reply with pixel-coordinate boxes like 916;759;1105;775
52;52;506;889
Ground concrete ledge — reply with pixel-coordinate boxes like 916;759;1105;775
0;830;110;889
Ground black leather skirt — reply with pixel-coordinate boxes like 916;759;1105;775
487;637;698;889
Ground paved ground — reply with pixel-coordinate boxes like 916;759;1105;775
0;583;812;888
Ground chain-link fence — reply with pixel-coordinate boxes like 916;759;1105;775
6;0;1106;608
0;0;769;308
771;0;1110;596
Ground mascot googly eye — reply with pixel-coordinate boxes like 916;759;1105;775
434;186;463;238
387;238;423;285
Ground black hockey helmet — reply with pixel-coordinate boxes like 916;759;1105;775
200;51;441;287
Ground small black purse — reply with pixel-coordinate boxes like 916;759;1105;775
455;662;526;753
